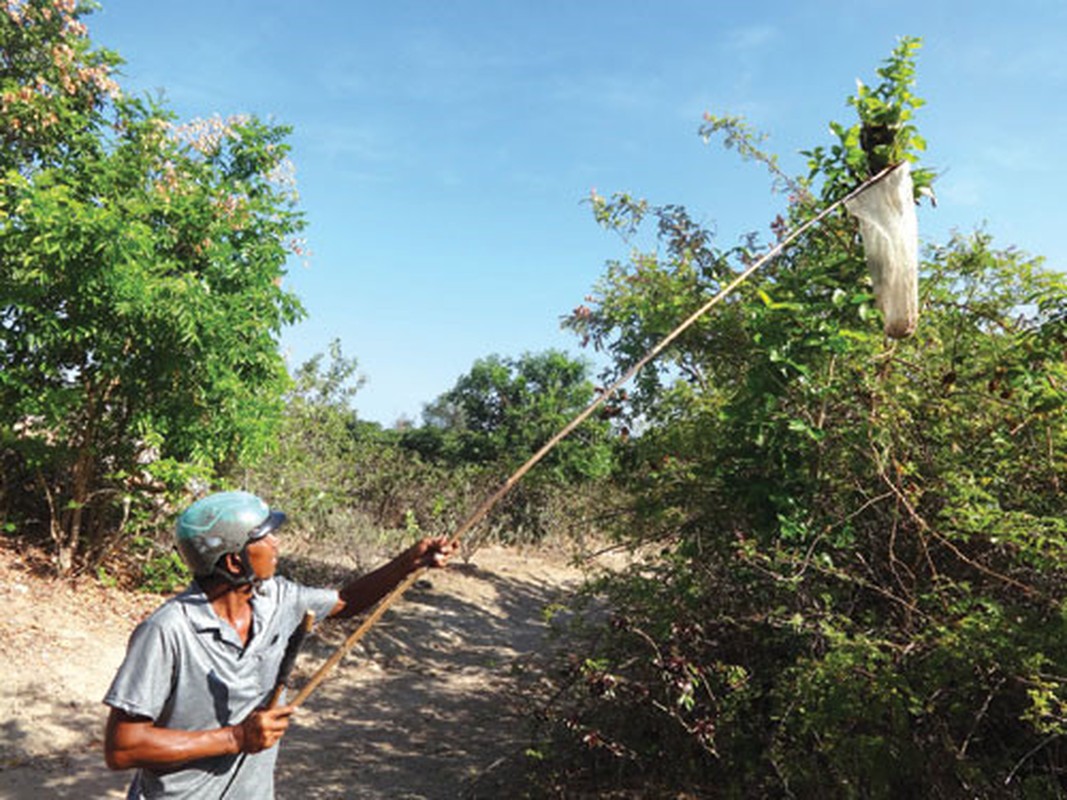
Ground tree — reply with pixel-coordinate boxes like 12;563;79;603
0;0;305;572
420;349;615;483
245;340;367;541
400;349;620;545
545;38;1067;796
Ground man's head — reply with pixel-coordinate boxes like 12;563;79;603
175;491;286;585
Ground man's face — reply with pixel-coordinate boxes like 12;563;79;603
244;532;279;580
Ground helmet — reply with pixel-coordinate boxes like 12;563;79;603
175;491;286;578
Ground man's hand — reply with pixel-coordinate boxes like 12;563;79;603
406;536;459;570
331;536;460;620
233;705;294;753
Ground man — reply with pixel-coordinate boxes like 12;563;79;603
103;490;456;799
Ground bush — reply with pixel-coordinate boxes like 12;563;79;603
534;40;1067;797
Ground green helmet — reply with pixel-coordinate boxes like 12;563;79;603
175;491;286;578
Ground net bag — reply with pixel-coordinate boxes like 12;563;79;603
844;162;919;339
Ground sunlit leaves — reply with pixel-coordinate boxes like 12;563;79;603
423;349;615;484
0;2;305;568
544;37;1067;797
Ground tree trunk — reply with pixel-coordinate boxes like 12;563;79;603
59;444;94;576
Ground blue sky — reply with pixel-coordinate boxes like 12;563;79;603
90;1;1066;425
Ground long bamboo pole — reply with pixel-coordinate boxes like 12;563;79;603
289;164;901;709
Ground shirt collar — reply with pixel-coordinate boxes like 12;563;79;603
180;578;279;649
179;582;219;634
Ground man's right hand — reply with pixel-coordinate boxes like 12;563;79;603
233;705;294;753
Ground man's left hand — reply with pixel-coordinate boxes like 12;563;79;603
407;536;459;570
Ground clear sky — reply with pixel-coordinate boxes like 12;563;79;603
89;1;1066;425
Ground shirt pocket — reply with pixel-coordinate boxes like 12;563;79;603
254;631;287;695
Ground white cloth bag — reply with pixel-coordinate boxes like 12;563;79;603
844;162;919;338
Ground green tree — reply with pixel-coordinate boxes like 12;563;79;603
0;0;305;572
245;340;366;540
545;38;1067;797
420;349;615;483
246;342;496;552
403;349;620;545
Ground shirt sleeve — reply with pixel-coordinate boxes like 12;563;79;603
103;617;176;721
299;582;340;625
273;576;339;628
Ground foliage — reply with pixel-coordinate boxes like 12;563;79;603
243;344;624;555
243;343;488;559
419;349;615;482
804;35;935;202
131;534;190;593
245;339;364;537
544;38;1067;797
0;1;305;572
411;349;618;543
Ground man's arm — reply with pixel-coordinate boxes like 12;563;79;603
103;706;293;771
329;536;456;620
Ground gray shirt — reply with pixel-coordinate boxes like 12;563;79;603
104;576;339;799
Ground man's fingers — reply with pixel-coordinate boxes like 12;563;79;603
264;707;294;733
407;535;459;570
268;705;295;720
427;537;459;566
239;706;296;752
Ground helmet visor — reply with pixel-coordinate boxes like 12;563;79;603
247;510;287;541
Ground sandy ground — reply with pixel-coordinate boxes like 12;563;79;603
0;540;603;799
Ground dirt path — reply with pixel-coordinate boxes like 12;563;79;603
0;543;592;799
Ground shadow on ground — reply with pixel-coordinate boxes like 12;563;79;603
0;547;586;799
0;748;129;798
276;556;578;799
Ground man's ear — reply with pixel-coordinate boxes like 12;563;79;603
218;551;244;577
